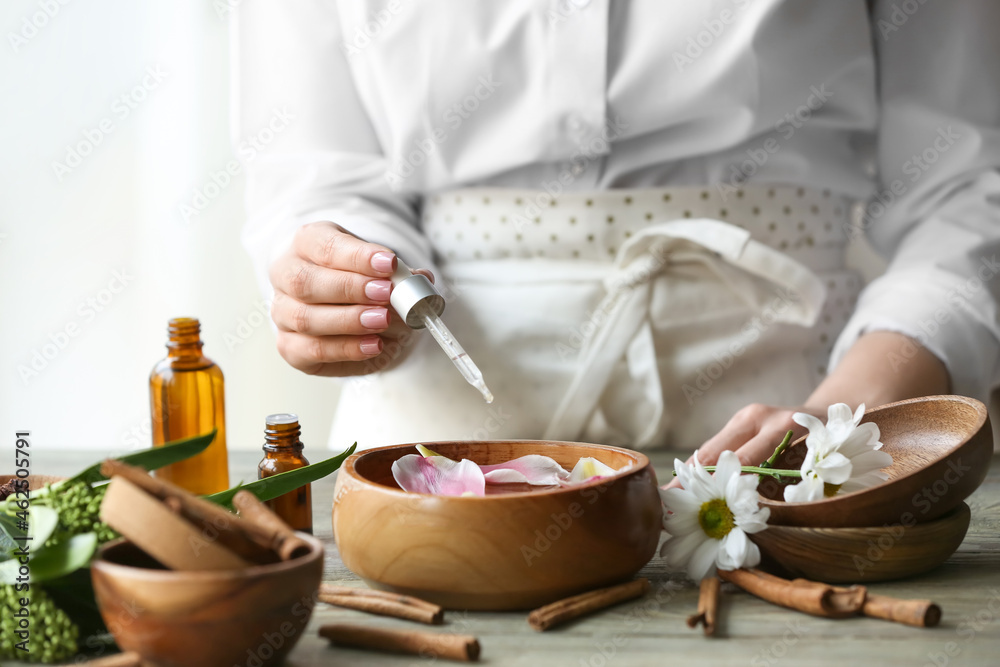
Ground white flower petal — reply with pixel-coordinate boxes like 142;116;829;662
853;403;866;424
847;449;894;475
827;402;855;427
674;458;694;490
664;509;701;537
688;538;721;580
566;457;618;484
715;450;741;485
743;539;761;569
792;412;825;434
839;422;882;456
662;530;709;570
659;487;701;516
783;474;824;502
721;527;749;567
735;506;770;534
813;451;853;485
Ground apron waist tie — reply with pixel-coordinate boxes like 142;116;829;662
541;218;826;447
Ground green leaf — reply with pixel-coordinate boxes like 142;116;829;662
69;430;217;485
0;532;98;584
0;506;59;558
204;442;357;508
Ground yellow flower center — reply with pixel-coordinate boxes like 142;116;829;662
823;482;842;497
698;498;735;540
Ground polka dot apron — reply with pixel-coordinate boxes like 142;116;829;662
328;185;861;451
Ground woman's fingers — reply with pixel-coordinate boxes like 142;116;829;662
275;330;385;375
663;404;810;490
272;292;391;336
270;255;393;305
293;221;397;276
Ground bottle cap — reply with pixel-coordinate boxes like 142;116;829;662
266;413;298;425
388;258;444;329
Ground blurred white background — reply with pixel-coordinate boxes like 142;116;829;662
0;0;340;453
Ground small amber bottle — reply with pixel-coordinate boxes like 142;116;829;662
258;413;313;534
149;317;230;495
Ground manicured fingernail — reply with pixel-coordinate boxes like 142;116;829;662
371;252;396;273
359;335;383;356
360;308;389;330
364;279;392;302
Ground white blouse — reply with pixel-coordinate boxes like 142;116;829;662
235;0;1000;402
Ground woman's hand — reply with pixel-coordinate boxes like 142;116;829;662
665;331;951;488
692;403;818;468
268;221;430;376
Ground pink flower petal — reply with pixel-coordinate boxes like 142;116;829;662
481;455;570;486
391;453;485;496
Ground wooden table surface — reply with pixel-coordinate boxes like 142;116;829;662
24;448;1000;666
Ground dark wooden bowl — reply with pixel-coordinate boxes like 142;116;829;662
91;534;323;667
758;395;992;527
0;474;66;491
332;440;663;610
752;503;971;583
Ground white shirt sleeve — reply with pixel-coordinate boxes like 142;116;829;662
233;1;436;301
830;0;1000;401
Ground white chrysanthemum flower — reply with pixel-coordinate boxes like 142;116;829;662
659;450;770;580
783;403;893;502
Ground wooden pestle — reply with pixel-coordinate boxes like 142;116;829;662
232;490;313;561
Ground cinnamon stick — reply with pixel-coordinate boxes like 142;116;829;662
78;652;143;667
686;575;721;636
100;460;272;561
319;624;480;662
846;590;940;627
528;578;650;632
795;579;940;627
718;569;866;618
319;584;442;611
319;593;443;624
232;490;312;560
100;476;250;571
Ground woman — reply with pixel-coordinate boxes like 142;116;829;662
237;1;999;467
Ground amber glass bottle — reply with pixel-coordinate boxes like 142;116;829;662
149;317;230;495
258;413;313;533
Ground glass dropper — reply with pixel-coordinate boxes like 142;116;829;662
411;300;494;403
388;257;494;403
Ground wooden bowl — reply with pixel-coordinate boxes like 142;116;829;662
757;395;992;527
0;474;66;491
332;440;663;610
752;502;971;583
91;534;323;667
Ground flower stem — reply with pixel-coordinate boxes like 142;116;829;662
759;430;794;469
670;466;802;479
669;431;802;480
